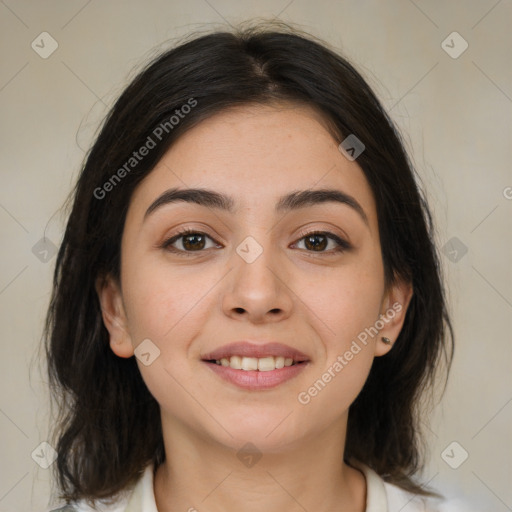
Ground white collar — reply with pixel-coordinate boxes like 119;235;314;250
349;459;389;511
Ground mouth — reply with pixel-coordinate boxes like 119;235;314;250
200;341;310;365
200;341;311;390
203;355;307;371
202;358;309;390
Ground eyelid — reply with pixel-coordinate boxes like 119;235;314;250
160;228;221;254
292;228;352;253
160;226;351;256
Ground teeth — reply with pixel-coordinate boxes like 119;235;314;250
258;357;276;371
229;355;242;369
213;355;299;371
241;357;258;371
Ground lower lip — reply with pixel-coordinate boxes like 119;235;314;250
203;361;309;390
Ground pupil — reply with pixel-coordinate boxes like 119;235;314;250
305;234;327;251
181;234;327;251
183;233;205;250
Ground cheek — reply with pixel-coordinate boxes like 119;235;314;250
296;257;383;410
297;269;383;416
121;256;217;343
120;258;216;422
298;343;375;414
302;257;384;343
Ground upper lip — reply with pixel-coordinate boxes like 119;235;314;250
201;341;310;362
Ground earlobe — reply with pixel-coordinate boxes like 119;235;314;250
374;277;413;357
95;275;135;358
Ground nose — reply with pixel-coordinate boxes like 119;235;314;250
221;241;293;324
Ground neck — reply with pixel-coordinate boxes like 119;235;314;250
153;414;366;512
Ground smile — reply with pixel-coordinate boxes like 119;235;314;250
203;359;309;390
210;355;300;371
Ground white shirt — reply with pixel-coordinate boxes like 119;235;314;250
50;462;472;512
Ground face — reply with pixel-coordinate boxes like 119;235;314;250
97;103;412;452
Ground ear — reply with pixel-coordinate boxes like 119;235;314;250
95;274;135;358
374;277;413;357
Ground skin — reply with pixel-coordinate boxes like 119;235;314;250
97;103;413;512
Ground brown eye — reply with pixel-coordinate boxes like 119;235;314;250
162;229;220;254
181;232;206;251
303;233;328;251
294;231;351;254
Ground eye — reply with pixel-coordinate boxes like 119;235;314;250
292;230;351;254
160;228;351;256
161;229;221;255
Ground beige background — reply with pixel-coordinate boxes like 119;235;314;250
0;1;511;511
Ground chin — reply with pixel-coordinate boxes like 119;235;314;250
210;410;307;452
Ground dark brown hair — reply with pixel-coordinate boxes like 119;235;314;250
44;20;454;507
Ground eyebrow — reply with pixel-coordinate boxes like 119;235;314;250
144;187;369;226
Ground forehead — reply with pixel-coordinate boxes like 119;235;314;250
128;103;377;229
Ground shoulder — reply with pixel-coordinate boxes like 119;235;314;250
384;480;473;511
46;488;131;512
46;464;153;512
47;497;128;512
47;501;127;512
351;460;473;512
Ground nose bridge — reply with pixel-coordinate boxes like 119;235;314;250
221;231;293;321
234;232;281;294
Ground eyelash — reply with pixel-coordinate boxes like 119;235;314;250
161;228;351;257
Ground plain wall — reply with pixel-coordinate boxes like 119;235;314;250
0;1;511;511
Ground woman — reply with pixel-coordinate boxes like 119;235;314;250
44;22;463;511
